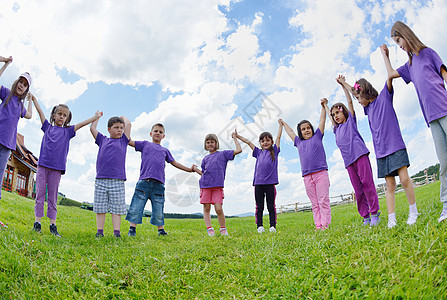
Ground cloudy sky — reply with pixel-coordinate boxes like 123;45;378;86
2;0;446;215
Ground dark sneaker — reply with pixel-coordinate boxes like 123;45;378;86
95;232;104;238
128;228;136;237
49;224;61;237
114;233;121;238
32;222;41;233
158;229;168;236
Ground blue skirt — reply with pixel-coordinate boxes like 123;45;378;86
377;148;410;178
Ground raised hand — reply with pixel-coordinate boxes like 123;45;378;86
380;44;389;57
321;98;328;106
336;75;346;85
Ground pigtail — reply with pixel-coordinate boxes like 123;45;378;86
50;104;72;127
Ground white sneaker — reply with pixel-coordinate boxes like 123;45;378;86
387;219;397;229
406;213;419;225
269;226;276;233
257;226;265;233
438;209;447;223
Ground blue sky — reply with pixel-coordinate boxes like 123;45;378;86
2;0;447;215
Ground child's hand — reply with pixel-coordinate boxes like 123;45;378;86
4;56;13;64
233;129;238;138
321;98;328;106
95;111;103;119
380;44;389;57
336;75;346;85
192;164;198;172
26;92;33;101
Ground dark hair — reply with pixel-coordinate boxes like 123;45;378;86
259;132;275;161
391;21;426;66
204;133;219;150
108;116;124;128
151;123;165;131
330;102;349;125
351;78;378;101
50;104;72;127
297;120;314;140
3;77;29;115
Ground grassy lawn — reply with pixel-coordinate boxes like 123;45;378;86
1;182;446;299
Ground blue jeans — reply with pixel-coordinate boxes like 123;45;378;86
125;179;165;226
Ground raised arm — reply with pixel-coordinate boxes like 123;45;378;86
235;129;256;151
318;99;327;134
122;116;131;140
336;75;355;116
74;111;102;132
280;119;297;141
232;130;242;156
0;56;12;78
170;160;194;173
128;139;135;147
322;98;336;127
89;113;102;140
31;94;46;125
380;44;396;93
23;93;33;119
275;119;283;147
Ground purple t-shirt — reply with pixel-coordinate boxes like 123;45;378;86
38;119;76;174
364;83;406;158
397;47;447;126
334;112;369;168
0;86;27;150
252;144;280;185
95;132;129;180
199;150;234;189
294;128;328;176
134;141;175;183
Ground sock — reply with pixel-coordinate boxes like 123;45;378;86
206;226;212;230
130;226;136;231
158;228;164;232
97;229;104;235
388;213;396;221
113;230;120;235
409;203;418;214
220;227;226;230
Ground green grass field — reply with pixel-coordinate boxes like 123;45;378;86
1;182;446;299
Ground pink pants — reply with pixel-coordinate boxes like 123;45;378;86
303;170;331;228
34;166;62;220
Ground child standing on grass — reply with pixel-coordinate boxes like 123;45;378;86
0;56;33;228
192;131;241;236
280;100;331;230
32;97;101;237
337;50;419;228
235;121;283;233
90;115;131;238
383;21;447;223
323;77;380;226
126;123;195;237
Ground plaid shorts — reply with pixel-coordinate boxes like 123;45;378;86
93;179;127;215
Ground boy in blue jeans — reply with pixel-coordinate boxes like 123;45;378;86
90;114;131;238
126;123;195;236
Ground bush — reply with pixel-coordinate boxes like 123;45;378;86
59;197;83;207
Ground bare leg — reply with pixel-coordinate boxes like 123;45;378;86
385;176;396;214
96;213;106;230
397;166;416;205
203;204;212;228
214;203;226;228
111;214;121;231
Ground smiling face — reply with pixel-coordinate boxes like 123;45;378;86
331;108;346;124
108;122;124;139
300;123;313;140
259;136;273;150
53;107;70;127
205;139;217;153
150;125;165;143
392;35;410;53
15;77;29;96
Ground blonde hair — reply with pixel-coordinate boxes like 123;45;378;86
50;104;72;127
391;21;426;65
204;134;219;150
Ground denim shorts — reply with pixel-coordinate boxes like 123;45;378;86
125;179;165;226
377;148;410;178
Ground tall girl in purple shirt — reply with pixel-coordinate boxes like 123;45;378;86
324;77;380;226
31;97;101;237
281;100;331;230
193;131;242;236
383;21;447;223
0;55;33;228
339;48;419;228
236;121;283;233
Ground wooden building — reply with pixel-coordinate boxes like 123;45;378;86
2;133;38;198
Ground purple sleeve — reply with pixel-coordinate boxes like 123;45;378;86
428;48;446;75
20;106;27;118
315;128;323;138
122;133;130;144
382;82;394;103
397;63;411;84
274;144;280;155
68;125;76;139
252;146;261;158
294;135;300;147
134;141;144;152
201;158;205;173
165;149;175;163
41;119;51;132
95;132;104;146
0;86;8;101
223;149;234;161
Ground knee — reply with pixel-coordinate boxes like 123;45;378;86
214;206;223;215
400;176;412;189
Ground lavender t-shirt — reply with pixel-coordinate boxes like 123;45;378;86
135;141;174;183
364;83;406;159
294;128;328;176
38;119;76;174
397;47;447;126
0;86;27;150
252;144;280;185
199;150;234;189
334;112;369;168
95;132;129;180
